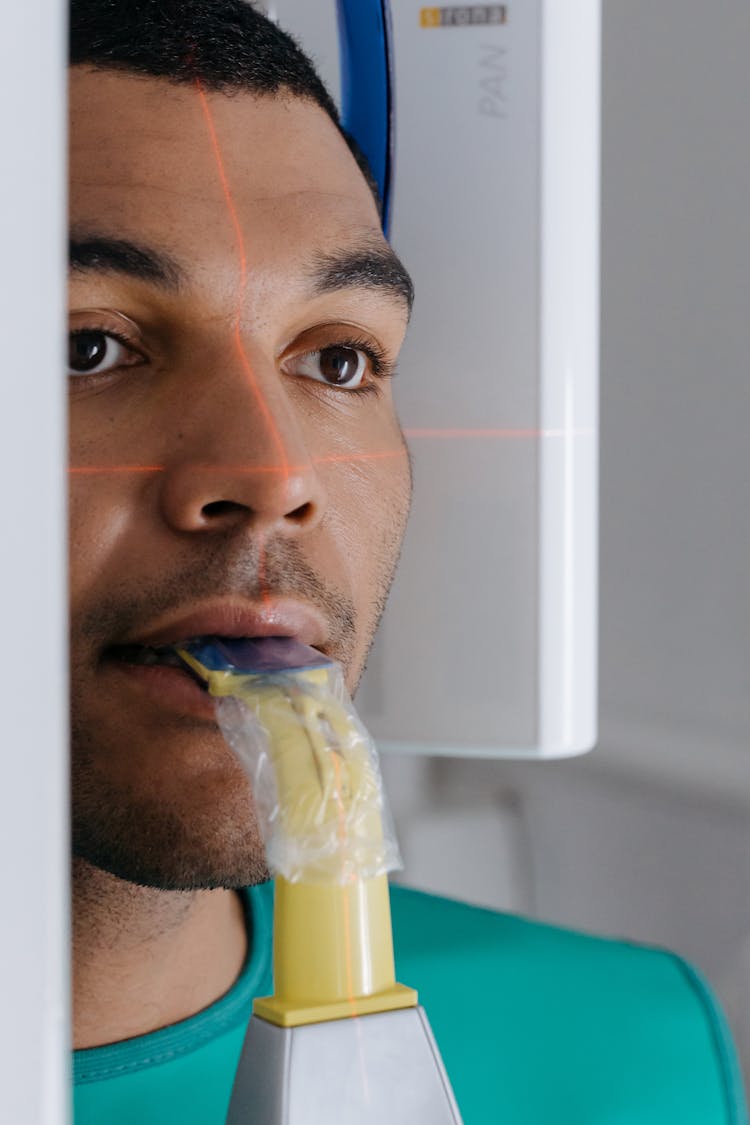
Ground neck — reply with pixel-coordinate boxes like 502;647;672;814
72;858;248;1050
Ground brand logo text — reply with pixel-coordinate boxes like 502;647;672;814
420;5;508;28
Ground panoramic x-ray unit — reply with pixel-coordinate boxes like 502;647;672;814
265;0;601;759
1;1;599;1122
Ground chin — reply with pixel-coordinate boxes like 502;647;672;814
73;816;270;891
72;750;270;890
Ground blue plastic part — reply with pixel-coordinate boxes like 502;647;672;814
176;636;334;677
337;0;393;233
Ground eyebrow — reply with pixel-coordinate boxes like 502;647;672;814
69;231;184;290
68;229;414;315
310;243;414;317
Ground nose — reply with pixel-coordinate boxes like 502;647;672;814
158;354;327;538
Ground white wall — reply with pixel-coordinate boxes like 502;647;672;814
383;0;750;1082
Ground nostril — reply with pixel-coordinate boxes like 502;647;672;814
287;501;315;525
199;498;315;525
202;499;246;519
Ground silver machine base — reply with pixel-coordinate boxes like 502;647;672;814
225;1006;463;1124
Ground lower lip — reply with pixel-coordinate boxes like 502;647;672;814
102;659;218;721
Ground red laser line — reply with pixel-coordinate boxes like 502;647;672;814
68;434;589;478
403;427;593;439
67;436;585;480
67;450;409;475
68;466;166;474
68;428;591;476
314;449;407;465
330;752;359;1017
194;80;291;497
329;750;372;1101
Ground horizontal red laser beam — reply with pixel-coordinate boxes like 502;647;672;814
68;450;408;474
67;429;600;475
68;466;166;474
315;450;406;465
403;427;594;439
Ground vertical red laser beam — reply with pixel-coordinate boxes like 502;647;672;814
330;753;357;1006
195;78;298;606
194;78;292;490
330;749;372;1101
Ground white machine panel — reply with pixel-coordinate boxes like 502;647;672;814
263;1;600;757
0;0;69;1121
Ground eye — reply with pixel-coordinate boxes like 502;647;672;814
67;329;142;378
288;344;368;389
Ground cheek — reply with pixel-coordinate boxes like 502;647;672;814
68;391;165;608
68;477;139;608
298;387;411;570
323;449;411;603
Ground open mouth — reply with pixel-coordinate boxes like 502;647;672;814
101;634;331;721
105;634;327;686
106;641;209;688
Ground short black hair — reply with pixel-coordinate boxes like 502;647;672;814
69;0;381;214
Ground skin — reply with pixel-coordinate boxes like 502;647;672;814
68;67;412;1048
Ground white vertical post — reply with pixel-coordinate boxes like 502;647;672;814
538;0;601;754
0;0;69;1122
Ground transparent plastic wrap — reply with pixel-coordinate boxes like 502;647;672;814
175;638;402;885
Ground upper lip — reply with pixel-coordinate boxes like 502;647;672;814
110;598;329;651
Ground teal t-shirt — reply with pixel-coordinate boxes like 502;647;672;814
73;881;747;1124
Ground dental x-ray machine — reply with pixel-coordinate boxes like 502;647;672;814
264;0;600;760
0;2;599;1122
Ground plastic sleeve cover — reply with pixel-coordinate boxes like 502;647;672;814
213;661;402;885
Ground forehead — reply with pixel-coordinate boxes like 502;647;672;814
68;68;383;290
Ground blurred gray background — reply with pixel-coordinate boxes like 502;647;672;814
382;0;750;1086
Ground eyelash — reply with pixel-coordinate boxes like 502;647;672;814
69;324;144;372
68;326;396;393
318;332;396;397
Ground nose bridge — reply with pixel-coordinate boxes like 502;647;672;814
218;332;302;472
161;338;326;533
235;328;299;474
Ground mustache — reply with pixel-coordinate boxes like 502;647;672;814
73;537;356;657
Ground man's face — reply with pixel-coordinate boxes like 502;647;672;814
68;69;411;889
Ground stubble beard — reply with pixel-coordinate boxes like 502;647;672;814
70;508;408;892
